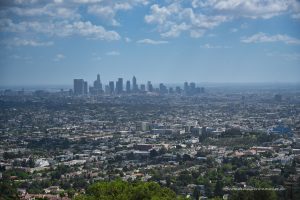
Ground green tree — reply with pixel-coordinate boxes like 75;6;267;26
74;180;187;200
214;179;224;197
0;180;20;200
230;178;278;200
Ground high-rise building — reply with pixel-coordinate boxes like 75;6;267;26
126;80;131;93
84;81;88;95
140;84;146;91
93;74;102;90
147;81;153;92
116;78;123;94
73;79;85;95
105;85;110;94
132;76;138;92
109;81;114;94
175;86;181;94
190;82;196;94
90;74;103;95
159;83;167;94
184;82;189;93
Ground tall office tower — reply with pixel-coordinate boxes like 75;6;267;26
109;81;114;94
184;81;190;95
105;85;110;94
73;79;85;95
90;74;103;95
93;74;102;90
140;84;146;91
147;81;153;92
175;86;181;94
84;81;88;95
132;76;138;92
159;83;167;94
116;78;123;94
126;80;131;93
190;82;196;94
184;82;189;92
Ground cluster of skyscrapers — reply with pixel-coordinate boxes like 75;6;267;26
73;74;204;96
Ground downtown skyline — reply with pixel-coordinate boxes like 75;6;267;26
0;0;300;86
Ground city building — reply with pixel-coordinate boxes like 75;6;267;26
109;81;114;94
73;79;85;95
116;78;123;94
126;80;131;93
132;76;138;92
147;81;153;92
90;74;102;95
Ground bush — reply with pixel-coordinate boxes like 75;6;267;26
74;180;187;200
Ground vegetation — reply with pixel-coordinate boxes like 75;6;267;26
74;180;187;200
0;180;19;200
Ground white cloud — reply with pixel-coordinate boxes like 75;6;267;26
10;54;32;60
73;0;103;3
91;52;102;60
145;4;179;25
14;0;38;4
161;22;190;38
71;21;120;40
5;4;80;19
88;0;149;26
145;3;229;38
0;0;131;44
0;19;121;41
54;0;64;3
88;5;120;26
125;37;132;42
54;53;65;61
190;29;205;38
241;32;300;45
2;37;53;47
192;0;297;19
266;51;300;61
292;13;300;19
106;51;120;56
230;28;238;33
136;38;168;45
200;43;230;49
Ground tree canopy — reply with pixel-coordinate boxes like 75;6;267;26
74;180;187;200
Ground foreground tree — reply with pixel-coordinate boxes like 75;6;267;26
74;180;187;200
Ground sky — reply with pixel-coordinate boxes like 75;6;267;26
0;0;300;86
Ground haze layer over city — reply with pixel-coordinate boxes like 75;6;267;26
0;1;300;200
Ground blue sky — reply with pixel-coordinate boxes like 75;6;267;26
0;0;300;86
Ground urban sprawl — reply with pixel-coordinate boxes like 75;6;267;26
0;74;300;200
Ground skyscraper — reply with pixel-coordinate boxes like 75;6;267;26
93;74;102;90
126;80;131;93
159;83;167;94
140;84;146;91
132;76;138;92
147;81;153;92
109;81;114;94
190;82;196;94
84;81;88;95
116;78;123;94
184;82;190;95
90;74;103;95
74;79;85;95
